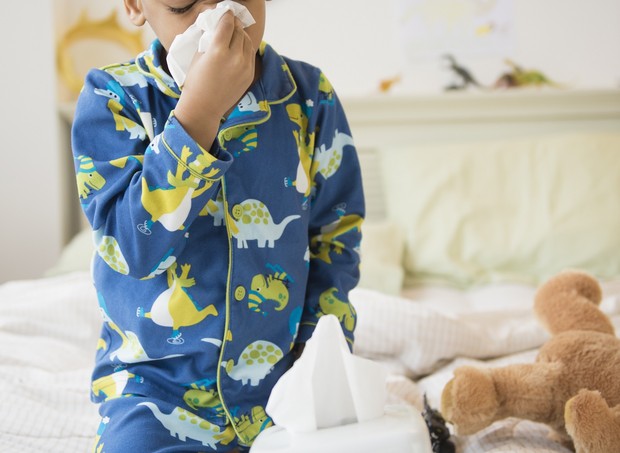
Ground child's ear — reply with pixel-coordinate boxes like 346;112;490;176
124;0;147;26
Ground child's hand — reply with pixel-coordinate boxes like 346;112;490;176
174;11;256;150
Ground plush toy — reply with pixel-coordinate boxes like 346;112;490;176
440;270;620;453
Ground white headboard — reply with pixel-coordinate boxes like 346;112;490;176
343;89;620;222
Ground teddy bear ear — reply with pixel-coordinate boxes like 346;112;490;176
534;271;614;336
535;270;602;306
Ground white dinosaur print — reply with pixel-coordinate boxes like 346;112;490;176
138;402;235;448
91;369;144;400
237;92;262;114
229;199;300;249
199;189;225;226
137;263;218;345
141;147;218;232
312;129;355;180
97;293;183;364
222;341;283;386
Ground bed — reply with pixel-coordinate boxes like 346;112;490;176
2;88;620;452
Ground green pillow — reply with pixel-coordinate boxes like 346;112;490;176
379;133;620;288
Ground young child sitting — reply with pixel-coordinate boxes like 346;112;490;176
71;0;364;451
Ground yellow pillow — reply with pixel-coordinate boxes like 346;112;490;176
379;133;620;288
358;221;405;295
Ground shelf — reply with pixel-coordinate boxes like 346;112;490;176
342;89;620;126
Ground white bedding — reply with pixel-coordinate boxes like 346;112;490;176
2;271;620;452
0;272;100;453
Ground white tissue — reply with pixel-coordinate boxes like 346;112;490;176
265;315;387;433
166;0;256;88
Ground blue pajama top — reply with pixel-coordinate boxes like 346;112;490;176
72;40;364;446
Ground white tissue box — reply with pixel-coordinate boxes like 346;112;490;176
250;405;433;453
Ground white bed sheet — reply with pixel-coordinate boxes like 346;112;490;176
2;272;619;452
0;272;100;453
351;280;620;453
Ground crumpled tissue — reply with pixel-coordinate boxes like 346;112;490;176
166;0;256;88
265;314;388;433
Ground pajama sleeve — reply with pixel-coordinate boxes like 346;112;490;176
72;68;233;279
295;73;365;348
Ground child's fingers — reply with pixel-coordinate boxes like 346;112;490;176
242;27;254;58
212;10;235;47
228;17;246;50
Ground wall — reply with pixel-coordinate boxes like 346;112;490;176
0;2;61;283
54;0;620;99
263;0;620;96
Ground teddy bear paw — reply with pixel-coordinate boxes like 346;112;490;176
565;389;620;453
440;366;499;435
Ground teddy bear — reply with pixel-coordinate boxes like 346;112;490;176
440;270;620;453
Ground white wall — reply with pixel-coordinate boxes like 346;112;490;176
0;2;61;283
264;0;620;96
54;0;620;99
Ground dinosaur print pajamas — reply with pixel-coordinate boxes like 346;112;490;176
72;40;364;452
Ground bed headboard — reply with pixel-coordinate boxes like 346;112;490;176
343;89;620;222
341;89;620;290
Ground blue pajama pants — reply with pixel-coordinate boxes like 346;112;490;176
92;397;250;453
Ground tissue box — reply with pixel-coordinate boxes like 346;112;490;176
250;404;433;453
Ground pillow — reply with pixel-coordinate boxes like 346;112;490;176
358;221;406;295
45;228;94;277
379;133;620;288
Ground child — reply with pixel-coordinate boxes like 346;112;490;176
72;0;364;451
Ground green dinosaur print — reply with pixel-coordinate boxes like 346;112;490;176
76;155;106;200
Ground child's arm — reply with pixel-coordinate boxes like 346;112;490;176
71;13;256;280
72;71;232;280
296;75;365;349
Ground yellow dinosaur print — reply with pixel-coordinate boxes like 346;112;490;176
247;265;292;314
95;232;130;275
97;292;183;364
141;52;180;98
284;103;315;207
141;146;218;232
318;287;356;332
92;416;109;453
91;369;144;401
220;125;259;157
235;406;273;446
137;263;218;344
110;155;145;169
94;84;146;141
310;213;363;264
318;72;335;103
183;385;226;417
76;155;106;200
97;338;107;351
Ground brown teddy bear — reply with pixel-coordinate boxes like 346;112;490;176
440;270;620;453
